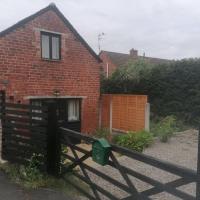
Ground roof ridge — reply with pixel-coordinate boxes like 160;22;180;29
0;4;52;37
138;55;170;61
101;50;128;56
0;3;101;62
101;50;170;61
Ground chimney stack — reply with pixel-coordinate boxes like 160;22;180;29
130;48;138;58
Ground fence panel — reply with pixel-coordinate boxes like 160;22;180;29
101;94;148;133
0;93;47;167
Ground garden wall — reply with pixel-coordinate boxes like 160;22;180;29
100;94;149;133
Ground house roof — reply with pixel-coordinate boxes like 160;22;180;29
100;50;170;67
0;3;101;63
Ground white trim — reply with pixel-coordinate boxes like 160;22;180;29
24;95;87;100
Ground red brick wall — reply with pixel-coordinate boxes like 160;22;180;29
0;10;100;133
99;51;117;77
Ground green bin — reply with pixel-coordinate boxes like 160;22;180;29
92;138;111;166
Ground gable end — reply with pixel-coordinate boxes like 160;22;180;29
0;4;102;63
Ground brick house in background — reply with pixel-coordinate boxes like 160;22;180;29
0;3;101;133
99;49;170;77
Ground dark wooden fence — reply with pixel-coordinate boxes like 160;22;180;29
60;128;200;200
0;90;5;119
0;90;48;167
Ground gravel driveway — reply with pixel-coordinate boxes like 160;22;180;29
79;130;199;199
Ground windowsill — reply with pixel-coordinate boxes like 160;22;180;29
68;120;80;123
41;58;61;62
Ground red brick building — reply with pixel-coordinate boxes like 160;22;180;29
100;49;170;77
0;4;101;133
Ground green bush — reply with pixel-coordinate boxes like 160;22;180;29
151;116;178;142
94;128;111;140
101;58;200;127
113;130;153;152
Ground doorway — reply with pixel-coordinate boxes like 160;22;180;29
30;98;81;132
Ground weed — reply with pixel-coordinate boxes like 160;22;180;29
112;130;153;152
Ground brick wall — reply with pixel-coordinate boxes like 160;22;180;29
101;94;148;132
0;10;100;133
99;51;117;77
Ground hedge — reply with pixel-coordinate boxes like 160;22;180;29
102;59;200;126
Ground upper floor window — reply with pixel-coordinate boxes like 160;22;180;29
41;32;61;60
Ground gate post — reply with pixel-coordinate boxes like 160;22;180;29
0;91;5;161
46;102;61;176
0;90;5;118
196;128;200;199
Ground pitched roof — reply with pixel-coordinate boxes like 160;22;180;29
0;3;101;62
100;50;170;67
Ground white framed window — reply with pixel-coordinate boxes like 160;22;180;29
68;100;80;122
31;100;42;121
41;32;61;60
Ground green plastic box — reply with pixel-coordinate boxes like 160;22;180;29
92;138;111;166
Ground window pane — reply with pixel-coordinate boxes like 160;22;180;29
68;100;79;121
42;35;50;59
31;100;42;120
52;36;60;59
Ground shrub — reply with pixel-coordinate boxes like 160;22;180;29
0;154;44;188
94;128;111;140
113;130;153;152
23;153;44;183
101;58;200;127
151;116;178;142
0;159;88;195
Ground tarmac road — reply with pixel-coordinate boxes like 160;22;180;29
0;171;73;200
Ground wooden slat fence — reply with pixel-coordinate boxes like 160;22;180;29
0;90;48;167
101;94;148;132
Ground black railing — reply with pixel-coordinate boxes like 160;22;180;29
60;127;200;200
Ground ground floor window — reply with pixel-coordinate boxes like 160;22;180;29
68;99;80;122
31;100;42;120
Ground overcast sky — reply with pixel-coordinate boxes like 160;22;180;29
0;0;200;59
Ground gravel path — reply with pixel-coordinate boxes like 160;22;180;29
79;130;199;199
